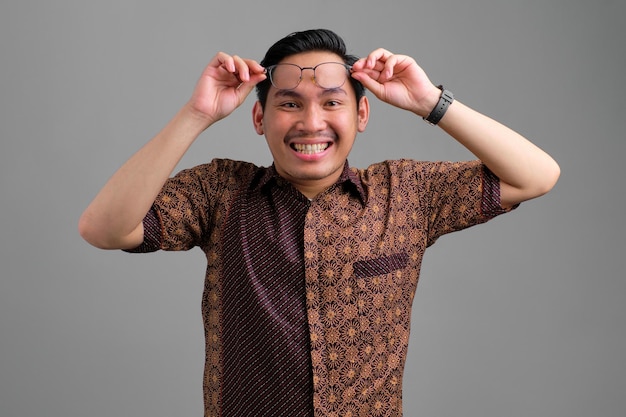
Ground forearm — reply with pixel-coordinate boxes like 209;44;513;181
437;100;560;207
351;49;559;206
79;104;211;249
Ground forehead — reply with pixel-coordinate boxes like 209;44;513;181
278;50;346;66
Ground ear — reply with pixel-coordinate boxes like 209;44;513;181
357;96;370;133
252;101;264;135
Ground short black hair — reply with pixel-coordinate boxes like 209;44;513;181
256;29;365;108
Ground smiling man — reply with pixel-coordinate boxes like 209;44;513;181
79;29;559;417
252;51;368;198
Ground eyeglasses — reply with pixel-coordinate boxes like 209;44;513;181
265;62;352;90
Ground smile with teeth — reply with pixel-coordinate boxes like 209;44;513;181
292;143;330;155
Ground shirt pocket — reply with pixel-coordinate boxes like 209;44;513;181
353;252;409;279
352;252;411;348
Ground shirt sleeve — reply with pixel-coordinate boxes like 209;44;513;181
419;160;518;246
122;207;162;253
123;162;218;254
123;159;255;254
481;165;519;217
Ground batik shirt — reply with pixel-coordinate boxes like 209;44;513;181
128;158;513;417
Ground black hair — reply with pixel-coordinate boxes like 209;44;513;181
255;29;365;108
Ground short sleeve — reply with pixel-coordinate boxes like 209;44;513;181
420;160;516;246
151;163;220;251
481;165;520;217
123;159;260;254
123;207;162;253
124;161;222;253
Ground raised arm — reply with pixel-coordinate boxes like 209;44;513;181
351;49;560;208
78;53;266;249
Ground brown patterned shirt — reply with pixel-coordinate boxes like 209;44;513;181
128;158;513;417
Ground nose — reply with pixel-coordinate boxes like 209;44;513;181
298;103;328;132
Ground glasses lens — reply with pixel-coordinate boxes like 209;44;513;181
314;62;350;89
268;62;350;90
268;64;302;90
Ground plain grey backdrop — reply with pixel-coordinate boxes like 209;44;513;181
1;0;624;416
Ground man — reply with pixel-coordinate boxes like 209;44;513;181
79;29;559;417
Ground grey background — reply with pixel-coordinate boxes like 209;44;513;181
1;0;624;416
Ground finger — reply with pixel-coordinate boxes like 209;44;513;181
235;58;268;86
235;76;261;96
352;67;382;82
350;57;368;72
243;59;266;75
351;71;384;99
381;54;399;81
232;56;267;84
214;51;237;72
231;55;250;82
365;48;394;68
353;50;381;71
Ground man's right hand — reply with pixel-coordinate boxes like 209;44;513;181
187;52;267;127
79;53;266;250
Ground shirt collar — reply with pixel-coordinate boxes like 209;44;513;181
256;161;367;205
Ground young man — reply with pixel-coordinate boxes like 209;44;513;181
79;29;559;417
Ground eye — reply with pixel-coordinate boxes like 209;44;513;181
279;101;299;109
325;99;346;108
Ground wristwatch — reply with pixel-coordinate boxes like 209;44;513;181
423;85;454;125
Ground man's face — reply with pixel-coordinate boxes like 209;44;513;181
253;51;369;198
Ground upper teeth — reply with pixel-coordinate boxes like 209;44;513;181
293;143;329;154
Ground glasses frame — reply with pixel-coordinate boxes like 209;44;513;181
264;62;353;91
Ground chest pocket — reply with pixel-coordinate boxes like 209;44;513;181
353;252;409;279
353;252;411;340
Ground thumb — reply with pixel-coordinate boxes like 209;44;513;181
234;73;266;102
352;72;384;100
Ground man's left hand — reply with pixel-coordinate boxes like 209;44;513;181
351;48;441;117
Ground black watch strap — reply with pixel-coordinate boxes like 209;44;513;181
423;85;454;125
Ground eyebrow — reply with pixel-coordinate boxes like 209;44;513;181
272;87;348;100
